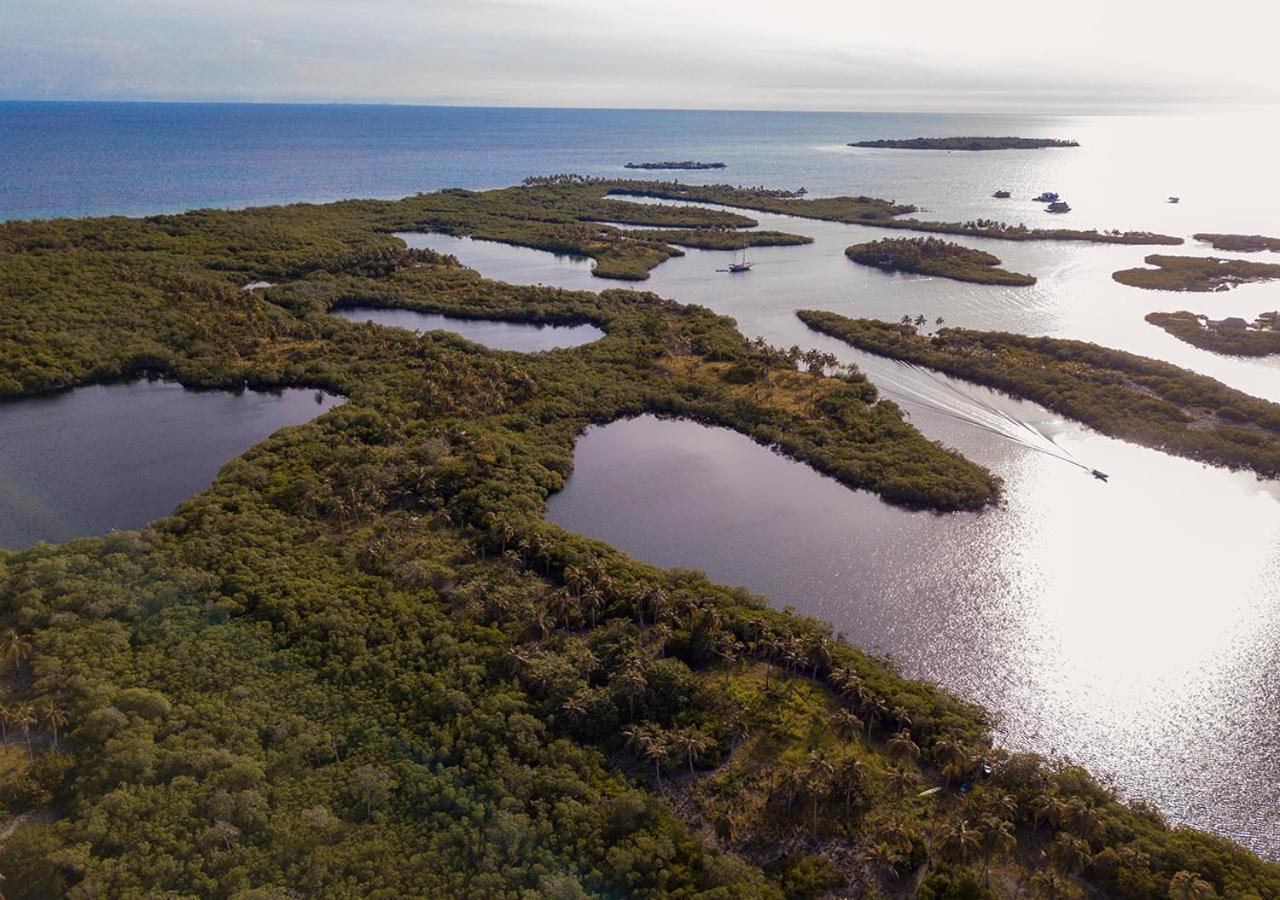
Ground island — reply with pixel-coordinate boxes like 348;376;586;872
845;237;1036;285
1146;310;1280;357
797;309;1280;479
587;177;1184;246
1;186;1277;899
1113;254;1280;291
850;136;1080;151
1193;232;1280;253
624;160;727;170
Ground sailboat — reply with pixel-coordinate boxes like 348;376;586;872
721;248;754;273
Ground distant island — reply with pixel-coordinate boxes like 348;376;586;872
624;160;727;170
849;136;1080;151
1113;254;1280;292
846;237;1036;286
1147;310;1280;357
1193;232;1280;253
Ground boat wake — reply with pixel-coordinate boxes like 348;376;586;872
870;361;1102;478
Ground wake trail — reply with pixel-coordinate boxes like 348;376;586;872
871;362;1094;473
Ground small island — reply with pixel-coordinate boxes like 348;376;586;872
850;136;1079;151
1146;310;1280;357
1113;254;1280;292
624;160;727;170
845;237;1036;285
1193;232;1280;253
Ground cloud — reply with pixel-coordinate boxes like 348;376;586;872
0;0;1276;110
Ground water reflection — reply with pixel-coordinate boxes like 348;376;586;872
547;416;1280;857
332;302;604;352
0;380;342;549
388;200;1280;858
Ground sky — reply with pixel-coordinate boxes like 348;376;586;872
2;0;1276;113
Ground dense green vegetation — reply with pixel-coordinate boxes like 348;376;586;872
1114;255;1280;292
849;137;1079;151
600;178;1184;246
845;238;1036;286
0;191;1277;897
625;161;727;170
1146;311;1280;357
379;180;814;281
1193;233;1280;253
798;310;1280;479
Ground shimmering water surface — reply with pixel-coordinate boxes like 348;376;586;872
4;103;1279;857
414;223;1280;856
0;381;342;549
332;302;604;352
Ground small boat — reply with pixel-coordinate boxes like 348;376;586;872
1168;196;1180;204
992;190;1011;199
721;248;754;273
1034;191;1060;203
1046;200;1071;213
1091;469;1109;482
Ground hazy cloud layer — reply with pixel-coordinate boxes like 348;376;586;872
2;0;1275;111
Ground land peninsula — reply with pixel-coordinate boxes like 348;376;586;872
588;177;1183;248
1113;254;1280;292
798;310;1280;479
1193;233;1280;253
625;160;727;170
1147;310;1280;357
846;237;1037;286
850;137;1080;151
383;176;1181;285
0;189;1277;898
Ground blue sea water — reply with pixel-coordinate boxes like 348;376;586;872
0;101;1085;220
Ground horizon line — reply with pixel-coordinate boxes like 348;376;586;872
0;97;1261;117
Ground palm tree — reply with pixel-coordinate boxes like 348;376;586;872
806;635;832;679
14;704;36;763
38;698;67;750
613;661;647;721
833;755;863;829
889;705;912;731
580;585;604;627
639;730;670;788
862;841;900;881
886;764;916;799
0;705;10;745
671;728;711;777
1032;791;1065;831
1028;868;1071;899
802;752;834;838
828;708;863;740
562;565;585;598
1;631;32;675
941;755;971;789
979;815;1016;885
560;694;589;729
887;729;920;763
943;820;982;866
1049;833;1090;875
